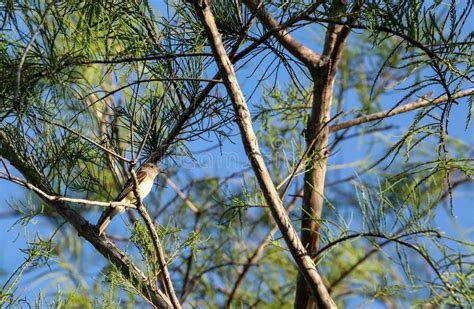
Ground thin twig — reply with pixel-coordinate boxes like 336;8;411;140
327;174;471;291
129;63;147;163
36;116;130;162
303;17;474;83
79;53;213;65
330;88;474;132
278;112;342;198
15;2;53;103
0;174;138;209
316;230;457;301
225;188;303;307
161;174;200;214
0;158;12;179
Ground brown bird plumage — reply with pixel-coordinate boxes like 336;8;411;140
97;163;161;236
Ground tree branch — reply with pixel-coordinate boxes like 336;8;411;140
192;1;336;308
161;174;200;214
296;1;358;306
242;0;325;71
329;88;474;132
79;53;213;65
0;174;138;209
35;116;131;163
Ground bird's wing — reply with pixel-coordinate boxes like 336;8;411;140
114;171;148;202
96;169;148;234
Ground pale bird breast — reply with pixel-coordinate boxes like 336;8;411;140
123;176;155;202
138;175;155;198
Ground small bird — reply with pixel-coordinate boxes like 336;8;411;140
97;163;161;236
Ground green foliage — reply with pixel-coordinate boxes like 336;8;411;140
0;0;472;307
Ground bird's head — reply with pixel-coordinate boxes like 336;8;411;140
141;163;162;177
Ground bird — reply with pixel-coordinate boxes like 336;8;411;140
97;163;161;236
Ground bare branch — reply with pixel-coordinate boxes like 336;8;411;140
295;2;358;306
330;88;474;132
242;0;325;70
0;173;138;209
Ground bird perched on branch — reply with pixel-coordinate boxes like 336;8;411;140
97;163;161;236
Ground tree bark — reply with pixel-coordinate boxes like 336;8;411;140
295;67;334;309
296;8;352;307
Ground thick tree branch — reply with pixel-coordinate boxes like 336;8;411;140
296;1;358;307
192;1;336;308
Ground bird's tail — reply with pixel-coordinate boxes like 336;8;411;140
97;206;124;236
